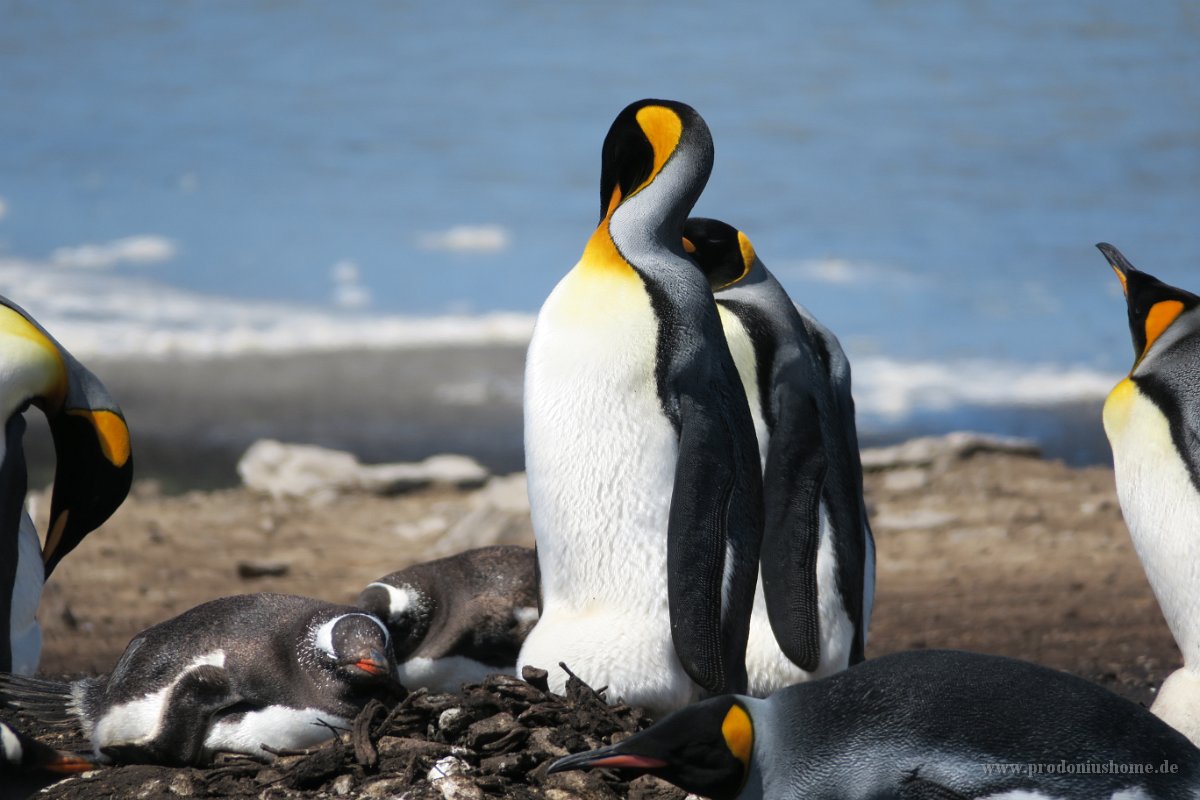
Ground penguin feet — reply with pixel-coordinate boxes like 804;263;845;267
1151;667;1200;747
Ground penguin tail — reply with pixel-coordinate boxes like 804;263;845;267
0;673;81;730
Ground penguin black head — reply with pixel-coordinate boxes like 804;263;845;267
548;694;752;800
357;581;433;661
1098;242;1200;368
598;99;711;225
682;217;759;291
315;612;396;686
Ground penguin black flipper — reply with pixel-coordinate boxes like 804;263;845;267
668;387;760;696
145;664;237;766
759;386;827;673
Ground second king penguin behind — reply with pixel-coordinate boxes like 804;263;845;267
518;100;765;715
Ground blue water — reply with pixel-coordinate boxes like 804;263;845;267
1;0;1197;375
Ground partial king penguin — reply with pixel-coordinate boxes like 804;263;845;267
518;100;765;715
0;295;132;675
1098;242;1200;746
682;218;875;695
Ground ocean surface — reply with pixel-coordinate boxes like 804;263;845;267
2;1;1198;482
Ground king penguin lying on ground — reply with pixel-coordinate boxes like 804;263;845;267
0;594;397;766
1098;243;1200;747
683;218;875;696
0;294;132;675
550;649;1200;800
518;99;765;715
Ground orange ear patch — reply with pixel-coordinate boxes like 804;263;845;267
682;237;696;254
1143;300;1184;358
632;106;683;196
68;408;132;468
721;703;753;769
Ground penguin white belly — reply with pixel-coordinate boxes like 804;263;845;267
396;655;496;693
744;507;854;696
1104;379;1200;663
205;706;351;755
9;512;43;676
520;265;698;713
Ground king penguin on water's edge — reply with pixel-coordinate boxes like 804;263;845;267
518;100;765;715
681;218;875;696
0;295;133;676
1098;242;1200;747
549;649;1200;800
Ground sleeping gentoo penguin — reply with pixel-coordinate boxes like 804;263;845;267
1;720;94;800
0;294;132;675
682;218;875;696
358;546;538;692
519;99;764;715
0;594;396;766
550;649;1200;800
1098;242;1200;746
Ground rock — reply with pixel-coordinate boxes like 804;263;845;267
437;708;470;739
361;776;414;798
433;774;484;800
377;736;454;760
237;440;490;500
331;773;354;796
169;773;197;796
861;432;1040;472
236;559;290;579
427;755;470;782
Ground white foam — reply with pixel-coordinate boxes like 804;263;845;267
417;224;510;253
50;235;176;270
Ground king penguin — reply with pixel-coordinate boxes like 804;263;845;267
550;649;1200;800
1098;242;1200;746
518;100;765;716
1;720;94;800
681;218;875;696
358;545;539;692
0;593;397;766
0;294;133;675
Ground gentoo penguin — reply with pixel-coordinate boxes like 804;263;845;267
0;294;132;675
1098;242;1200;745
358;545;539;692
1;720;94;800
682;218;875;696
550;649;1200;800
519;99;764;715
0;594;397;766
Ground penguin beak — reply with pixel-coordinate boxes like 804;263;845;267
1096;242;1136;296
42;408;133;577
39;752;96;774
352;651;391;678
548;744;668;775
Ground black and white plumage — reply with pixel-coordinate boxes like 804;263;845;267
518;99;764;715
550;649;1200;800
0;294;132;675
1;720;93;800
682;218;875;696
358;545;539;692
0;594;397;766
1098;243;1200;746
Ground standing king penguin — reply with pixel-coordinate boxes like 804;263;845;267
549;649;1200;800
682;218;875;695
518;100;765;715
1098;242;1200;746
0;295;132;675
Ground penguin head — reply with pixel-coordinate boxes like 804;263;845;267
42;354;133;577
682;217;762;291
315;612;396;685
357;581;433;661
1098;242;1200;369
0;296;132;578
597;99;713;230
1;720;94;774
548;694;753;800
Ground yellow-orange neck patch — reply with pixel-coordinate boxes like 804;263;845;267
1143;300;1184;360
631;106;682;197
721;703;753;769
0;306;68;411
68;408;132;468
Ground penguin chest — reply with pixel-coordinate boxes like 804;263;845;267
717;306;769;468
1103;378;1200;661
524;264;679;606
